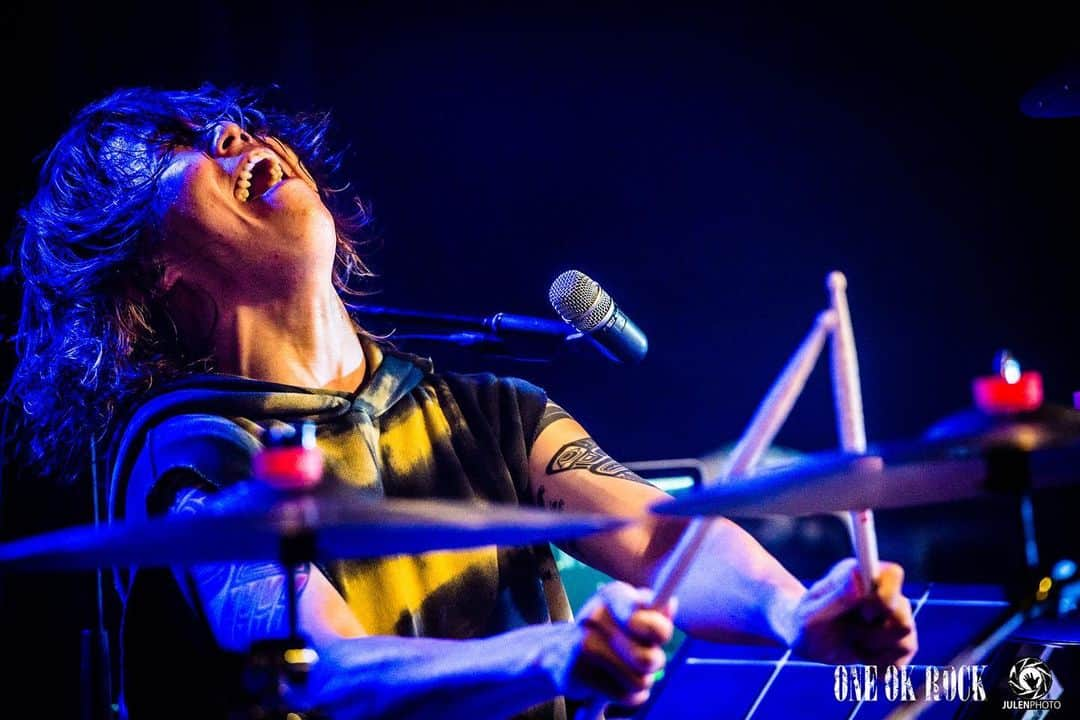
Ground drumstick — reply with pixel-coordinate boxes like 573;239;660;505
725;309;838;480
826;271;880;591
575;310;839;720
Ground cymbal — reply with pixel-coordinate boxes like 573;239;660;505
0;481;632;572
1012;614;1080;647
654;405;1080;519
921;404;1080;454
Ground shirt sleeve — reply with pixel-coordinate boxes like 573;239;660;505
436;373;550;503
528;400;573;450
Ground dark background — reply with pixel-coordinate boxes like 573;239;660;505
4;2;1080;459
2;2;1079;716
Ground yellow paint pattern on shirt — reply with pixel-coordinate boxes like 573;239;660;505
379;385;453;479
318;422;380;490
332;381;498;637
338;547;499;637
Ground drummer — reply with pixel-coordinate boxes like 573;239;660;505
9;85;916;719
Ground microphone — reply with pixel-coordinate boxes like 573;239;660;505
548;270;648;364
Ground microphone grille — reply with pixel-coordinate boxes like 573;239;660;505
549;270;614;331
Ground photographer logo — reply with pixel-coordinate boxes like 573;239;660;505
1003;657;1061;712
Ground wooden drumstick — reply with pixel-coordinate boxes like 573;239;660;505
575;310;839;720
653;308;839;591
826;271;880;591
725;309;838;480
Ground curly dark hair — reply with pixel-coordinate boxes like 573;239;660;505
9;83;375;484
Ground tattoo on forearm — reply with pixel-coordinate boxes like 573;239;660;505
192;562;311;646
533;484;582;554
533;484;565;511
546;438;636;480
535;401;573;438
173;486;310;644
172;486;210;516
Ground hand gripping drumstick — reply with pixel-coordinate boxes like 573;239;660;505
826;271;880;592
575;309;839;720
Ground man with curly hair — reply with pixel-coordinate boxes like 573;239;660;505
9;85;916;719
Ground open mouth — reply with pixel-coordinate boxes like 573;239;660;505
234;152;287;203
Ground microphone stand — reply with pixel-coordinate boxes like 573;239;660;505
344;302;581;362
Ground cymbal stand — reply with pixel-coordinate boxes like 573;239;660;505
885;407;1078;720
238;423;326;720
885;549;1078;720
236;530;324;720
884;355;1080;718
82;437;114;720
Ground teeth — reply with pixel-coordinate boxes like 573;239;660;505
234;152;286;203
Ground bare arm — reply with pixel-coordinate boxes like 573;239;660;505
172;486;364;651
527;405;807;646
171;486;671;718
528;404;917;664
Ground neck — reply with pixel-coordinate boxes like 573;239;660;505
208;285;366;391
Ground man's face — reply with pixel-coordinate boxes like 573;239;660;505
154;121;337;299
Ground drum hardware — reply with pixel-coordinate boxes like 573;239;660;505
4;296;1076;718
655;350;1080;719
0;478;630;573
885;363;1078;719
653;405;1080;520
884;557;1078;719
247;423;321;720
0;421;633;719
237;526;324;720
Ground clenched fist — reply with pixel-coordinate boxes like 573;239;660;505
565;581;677;708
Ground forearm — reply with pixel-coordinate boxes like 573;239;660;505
189;555;579;719
578;513;806;648
173;490;581;718
301;622;582;720
653;516;806;647
190;553;582;718
540;479;807;647
525;418;807;649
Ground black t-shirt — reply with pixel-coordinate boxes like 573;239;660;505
110;339;574;719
